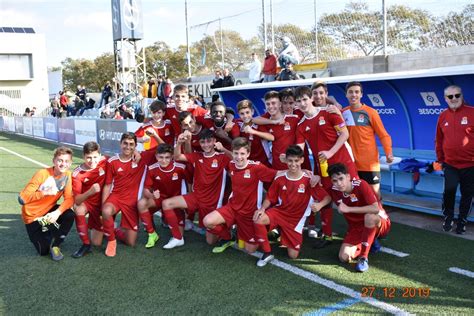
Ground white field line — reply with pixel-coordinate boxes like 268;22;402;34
449;267;474;279
3;145;411;316
380;246;410;258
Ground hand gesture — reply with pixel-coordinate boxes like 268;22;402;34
318;151;333;161
337;201;349;214
90;183;101;194
214;142;224;151
253;208;265;222
243;125;254;135
310;203;321;213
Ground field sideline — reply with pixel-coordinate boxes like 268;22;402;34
0;132;473;315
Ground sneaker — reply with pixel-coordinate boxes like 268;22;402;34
105;240;117;257
443;216;454;232
184;219;194;231
145;232;159;249
355;257;369;272
72;244;92;258
50;246;64;261
370;238;381;254
308;228;319;239
313;236;333;249
163;237;184;249
455;219;467;235
256;252;274;267
212;240;235;254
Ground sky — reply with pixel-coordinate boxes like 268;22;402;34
0;0;470;68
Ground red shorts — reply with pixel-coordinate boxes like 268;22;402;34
266;208;309;251
343;217;391;246
217;205;257;244
105;194;139;231
83;201;102;232
183;192;216;227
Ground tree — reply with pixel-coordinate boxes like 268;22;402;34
428;4;474;48
61;58;96;91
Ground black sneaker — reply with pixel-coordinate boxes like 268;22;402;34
443;216;454;232
455;219;467;235
72;244;92;258
313;236;333;249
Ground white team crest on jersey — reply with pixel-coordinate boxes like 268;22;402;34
99;168;105;176
165;129;170;136
211;159;218;168
132;162;138;168
172;173;179;180
350;194;358;202
461;117;468;125
284;122;291;131
117;167;124;172
244;169;251;178
84;178;89;183
297;184;305;193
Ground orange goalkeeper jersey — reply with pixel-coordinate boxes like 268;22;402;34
19;167;73;224
342;104;393;172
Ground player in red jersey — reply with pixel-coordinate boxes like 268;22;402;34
253;145;331;267
203;137;277;254
71;141;107;258
279;88;304;119
295;84;358;249
135;100;175;151
179;111;205;153
327;163;391;272
101;133;156;257
161;129;231;249
236;100;274;167
137;143;188;249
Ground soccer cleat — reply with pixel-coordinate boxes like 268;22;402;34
443;216;454;232
145;232;159;249
268;229;281;242
455;220;467;235
370;238;382;254
184;219;194;231
257;252;274;267
105;240;117;257
212;240;235;254
308;228;319;239
163;237;184;249
50;246;64;261
72;244;92;258
355;257;369;272
313;235;333;249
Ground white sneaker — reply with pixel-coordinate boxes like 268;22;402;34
256;253;274;267
163;237;184;249
308;229;319;238
184;219;194;231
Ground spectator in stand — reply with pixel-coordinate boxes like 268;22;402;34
74;96;85;116
113;109;123;120
276;62;300;81
261;49;277;82
100;104;114;119
141;79;158;99
222;69;235;87
278;36;300;69
76;85;86;102
23;107;31;116
162;77;174;101
59;91;69;117
248;52;262;83
101;81;113;107
85;96;96;110
51;100;60;118
436;85;474;235
210;70;223;89
30;107;37;116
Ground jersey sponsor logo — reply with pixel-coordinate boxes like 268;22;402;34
172;172;179;180
420;92;441;106
319;117;326;125
297;184;305;193
367;94;385;107
211;159;218;168
461;117;468;125
357;114;365;123
284;122;291;131
117;167;124;172
244;169;251;178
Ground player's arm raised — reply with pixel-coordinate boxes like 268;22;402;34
174;133;189;162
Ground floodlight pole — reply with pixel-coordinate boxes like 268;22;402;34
270;0;274;53
262;0;267;50
383;0;387;56
219;18;224;69
314;0;319;62
185;0;192;78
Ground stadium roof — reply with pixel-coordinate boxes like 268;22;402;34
0;27;35;34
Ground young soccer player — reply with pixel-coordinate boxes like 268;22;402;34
71;141;107;258
295;84;358;249
135;100;175;150
101;132;156;257
137;143;188;248
253;145;330;267
327;163;391;272
19;146;75;261
179;111;205;153
161;129;231;249
197;101;240;149
203;137;277;253
279;88;303;118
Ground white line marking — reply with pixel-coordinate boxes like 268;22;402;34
5;145;411;315
380;247;410;258
449;267;474;279
0;146;48;168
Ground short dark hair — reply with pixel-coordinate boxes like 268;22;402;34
149;100;166;113
345;81;363;93
285;145;304;158
178;111;193;123
328;163;349;177
294;86;312;99
156;143;173;155
279;88;295;101
53;146;73;159
83;141;100;155
199;128;215;140
311;81;328;93
232;137;251;153
264;90;280;101
211;101;226;113
120;132;137;144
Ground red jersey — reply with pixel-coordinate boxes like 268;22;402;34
236;120;271;167
184;151;231;208
297;109;356;173
260;114;300;170
72;157;108;208
135;120;175;151
329;179;389;229
105;151;156;204
228;160;276;215
196;115;240;149
165;104;208;135
266;172;329;221
144;161;188;199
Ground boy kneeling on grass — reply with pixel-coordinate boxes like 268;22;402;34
19;146;75;261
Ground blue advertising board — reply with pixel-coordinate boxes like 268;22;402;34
43;117;58;141
58;119;76;144
97;120;127;153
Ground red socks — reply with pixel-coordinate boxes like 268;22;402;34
75;214;90;245
163;209;183;239
139;210;155;234
360;226;378;258
254;223;271;253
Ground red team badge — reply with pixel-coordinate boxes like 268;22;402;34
297;184;306;193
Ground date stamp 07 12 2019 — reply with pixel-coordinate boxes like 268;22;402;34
361;287;431;299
